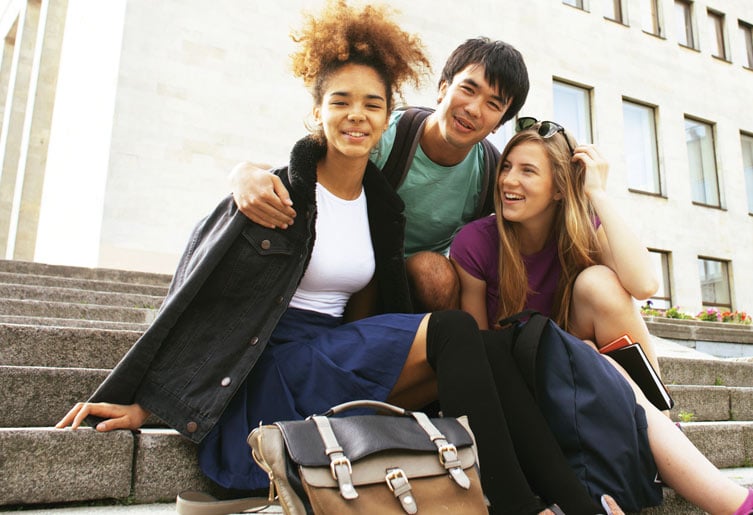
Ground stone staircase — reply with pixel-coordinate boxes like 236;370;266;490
0;259;751;513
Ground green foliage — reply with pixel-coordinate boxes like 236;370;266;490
677;411;695;423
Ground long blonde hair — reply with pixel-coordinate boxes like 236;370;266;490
493;129;599;329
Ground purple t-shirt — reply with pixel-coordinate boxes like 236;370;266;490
450;215;562;327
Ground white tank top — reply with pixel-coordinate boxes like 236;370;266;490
289;182;375;317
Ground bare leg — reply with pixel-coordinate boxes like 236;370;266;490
387;314;437;409
606;356;748;515
568;265;660;374
406;252;460;312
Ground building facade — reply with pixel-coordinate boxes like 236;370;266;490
0;0;751;314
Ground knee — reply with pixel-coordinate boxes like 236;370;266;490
406;252;459;312
573;265;632;314
426;310;479;366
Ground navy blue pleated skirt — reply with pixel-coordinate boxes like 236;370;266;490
198;307;425;490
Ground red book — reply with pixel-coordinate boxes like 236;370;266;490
600;335;674;411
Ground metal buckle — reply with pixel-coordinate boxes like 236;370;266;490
437;443;457;464
329;456;352;480
385;468;408;492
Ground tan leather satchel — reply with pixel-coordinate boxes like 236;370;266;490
248;399;487;514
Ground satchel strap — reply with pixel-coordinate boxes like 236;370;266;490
385;468;418;514
411;411;471;489
311;416;358;500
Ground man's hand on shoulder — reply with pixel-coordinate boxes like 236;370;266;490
229;161;296;229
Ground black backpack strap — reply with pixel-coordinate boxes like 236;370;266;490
381;107;433;190
476;138;500;219
501;310;547;398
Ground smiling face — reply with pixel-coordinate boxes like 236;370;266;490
498;140;563;233
433;64;512;153
312;63;389;161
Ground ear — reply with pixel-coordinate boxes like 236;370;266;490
553;191;563;201
312;105;321;124
437;80;449;104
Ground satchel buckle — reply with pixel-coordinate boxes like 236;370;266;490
437;443;458;464
384;468;408;492
329;456;352;480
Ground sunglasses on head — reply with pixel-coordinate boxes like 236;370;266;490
515;116;575;155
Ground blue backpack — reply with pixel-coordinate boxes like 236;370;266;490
504;312;664;512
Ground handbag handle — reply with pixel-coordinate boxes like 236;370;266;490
319;399;409;417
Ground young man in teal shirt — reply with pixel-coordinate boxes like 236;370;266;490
230;38;529;311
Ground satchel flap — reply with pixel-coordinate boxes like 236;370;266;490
277;415;474;467
298;447;477;488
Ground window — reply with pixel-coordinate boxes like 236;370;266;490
742;132;753;214
604;0;623;23
739;20;753;68
648;250;672;309
675;0;695;48
563;0;585;9
623;100;661;194
698;258;731;310
685;118;720;207
708;10;727;60
553;81;592;144
641;0;662;35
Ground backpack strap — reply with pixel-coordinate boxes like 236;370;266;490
381;107;433;190
501;310;547;398
476;138;500;219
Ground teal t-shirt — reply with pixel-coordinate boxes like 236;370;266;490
371;110;486;256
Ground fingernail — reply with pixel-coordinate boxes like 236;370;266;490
96;423;106;431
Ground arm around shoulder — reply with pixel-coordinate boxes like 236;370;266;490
229;161;297;228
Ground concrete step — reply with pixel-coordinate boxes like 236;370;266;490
0;425;751;512
0;316;149;331
668;384;753;423
0;298;157;324
0;366;165;428
4;362;750;428
0;271;169;296
0;324;141;368
658;355;753;387
0;283;163;309
0;259;173;287
0;427;212;507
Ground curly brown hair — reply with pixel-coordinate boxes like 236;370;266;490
290;0;430;110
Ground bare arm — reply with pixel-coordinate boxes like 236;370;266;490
452;258;490;330
229;161;297;229
575;145;658;300
55;402;150;432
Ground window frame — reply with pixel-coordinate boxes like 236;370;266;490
552;79;593;145
697;257;732;311
741;131;753;215
603;0;625;24
641;0;663;36
685;116;721;208
648;250;672;309
708;9;728;61
739;20;753;69
563;0;587;10
623;99;663;196
675;0;697;49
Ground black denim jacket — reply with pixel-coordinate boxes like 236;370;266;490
87;136;412;443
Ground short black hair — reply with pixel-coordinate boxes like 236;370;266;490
439;37;529;126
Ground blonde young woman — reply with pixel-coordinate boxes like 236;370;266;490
450;118;753;515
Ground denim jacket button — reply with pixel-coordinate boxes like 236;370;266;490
221;377;232;387
249;336;259;346
186;421;198;433
261;239;271;250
